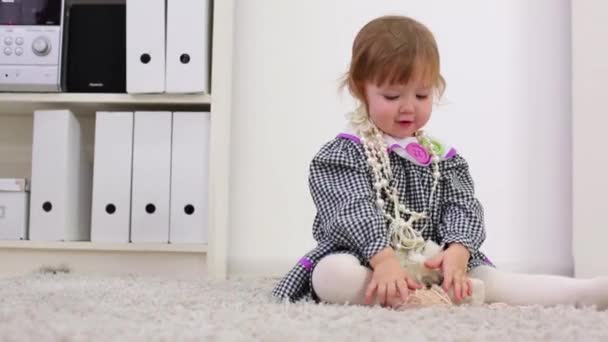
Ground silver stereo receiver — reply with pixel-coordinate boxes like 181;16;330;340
0;0;65;92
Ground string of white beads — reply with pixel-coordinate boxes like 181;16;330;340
357;118;441;256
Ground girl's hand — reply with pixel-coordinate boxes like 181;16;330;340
424;243;472;302
365;247;422;307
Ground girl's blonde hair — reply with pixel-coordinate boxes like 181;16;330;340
342;15;446;104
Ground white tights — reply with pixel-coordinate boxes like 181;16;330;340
311;253;608;309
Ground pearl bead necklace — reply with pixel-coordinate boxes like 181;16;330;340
352;109;441;259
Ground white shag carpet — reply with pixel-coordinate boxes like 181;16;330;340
1;270;608;341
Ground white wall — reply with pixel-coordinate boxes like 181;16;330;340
572;1;608;278
0;115;94;179
0;116;33;179
230;0;572;276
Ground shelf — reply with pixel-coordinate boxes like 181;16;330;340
0;240;208;279
0;92;211;105
0;240;207;253
0;92;211;116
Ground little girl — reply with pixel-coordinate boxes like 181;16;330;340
273;15;608;309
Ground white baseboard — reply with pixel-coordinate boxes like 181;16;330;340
488;259;574;277
228;256;576;278
229;256;303;278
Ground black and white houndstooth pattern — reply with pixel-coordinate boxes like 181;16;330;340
272;136;493;302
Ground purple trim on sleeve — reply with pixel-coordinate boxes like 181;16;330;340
483;255;494;266
445;148;457;159
298;257;314;272
337;133;361;144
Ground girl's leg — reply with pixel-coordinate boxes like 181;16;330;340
311;253;372;305
312;253;487;306
470;265;608;309
446;278;486;305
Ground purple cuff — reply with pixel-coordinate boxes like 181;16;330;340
298;257;314;272
483;255;494;266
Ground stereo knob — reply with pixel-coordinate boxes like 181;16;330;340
32;37;51;56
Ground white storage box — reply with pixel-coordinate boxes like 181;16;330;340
0;178;29;240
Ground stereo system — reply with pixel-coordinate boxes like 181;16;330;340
0;0;210;94
0;0;65;92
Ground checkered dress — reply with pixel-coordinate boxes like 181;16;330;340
272;135;493;302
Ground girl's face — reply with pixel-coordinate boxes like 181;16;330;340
363;75;433;139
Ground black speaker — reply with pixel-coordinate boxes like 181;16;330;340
63;4;126;93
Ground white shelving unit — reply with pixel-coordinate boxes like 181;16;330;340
0;0;234;280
